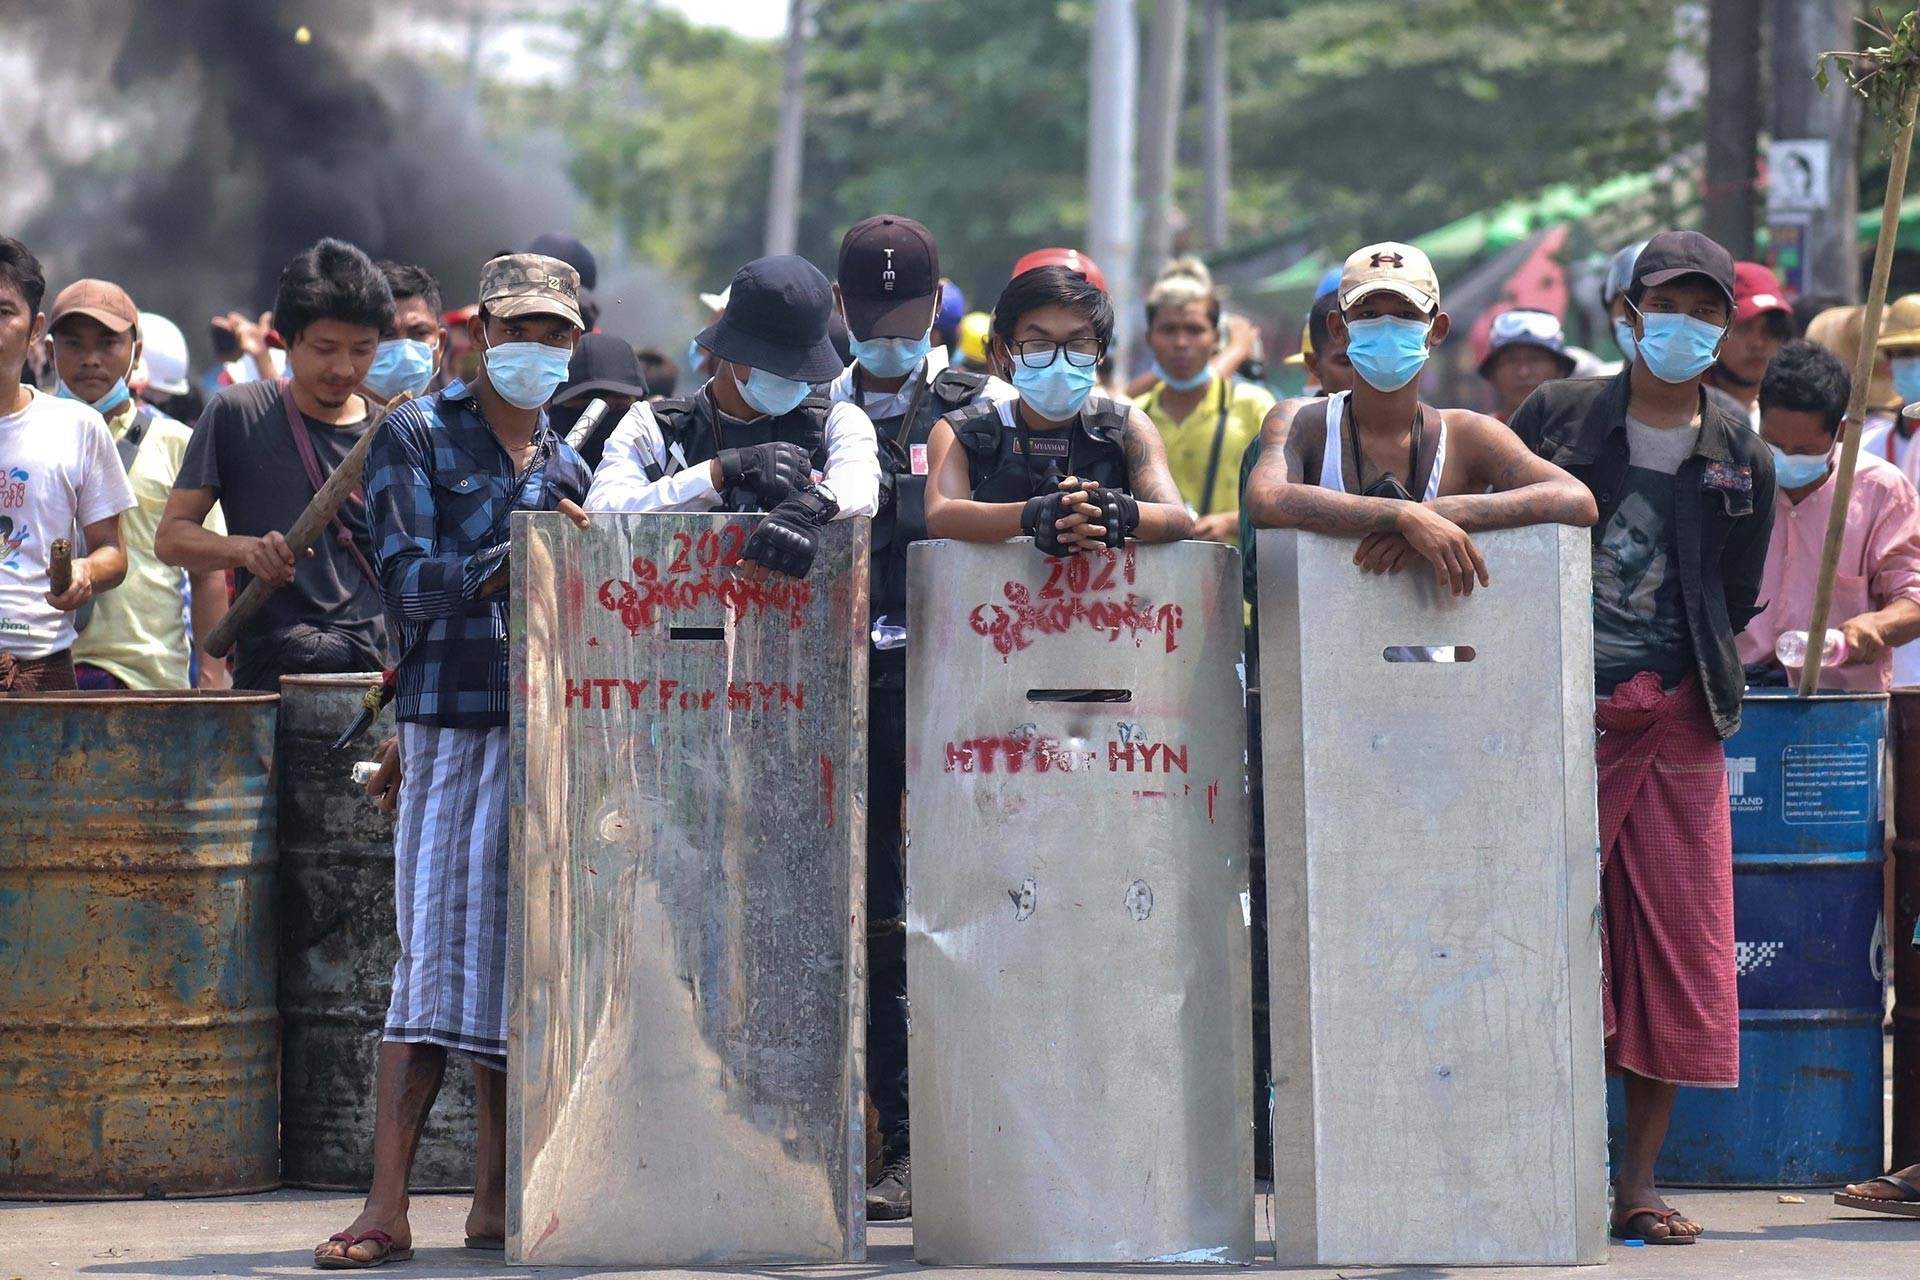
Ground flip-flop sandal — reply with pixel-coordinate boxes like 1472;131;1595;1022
1835;1174;1920;1217
314;1229;415;1270
462;1236;506;1251
1611;1207;1697;1245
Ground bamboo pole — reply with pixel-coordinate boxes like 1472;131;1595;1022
1798;77;1919;695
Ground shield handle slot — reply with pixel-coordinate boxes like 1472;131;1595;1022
1025;688;1133;703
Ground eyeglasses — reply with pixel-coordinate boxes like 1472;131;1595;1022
1007;338;1103;369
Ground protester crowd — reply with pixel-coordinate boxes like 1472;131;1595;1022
6;209;1920;1267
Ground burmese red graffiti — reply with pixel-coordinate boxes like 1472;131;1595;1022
598;530;811;635
968;579;1184;657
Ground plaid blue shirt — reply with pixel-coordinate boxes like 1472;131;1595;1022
365;381;590;728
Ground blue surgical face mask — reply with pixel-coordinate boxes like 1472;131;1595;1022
1631;304;1725;385
1343;315;1432;392
1010;353;1099;421
483;333;573;410
1153;360;1212;393
364;338;437;400
686;337;705;376
1613;317;1638;364
53;343;135;415
1893;354;1920;405
736;364;812;418
1769;443;1833;489
849;331;932;381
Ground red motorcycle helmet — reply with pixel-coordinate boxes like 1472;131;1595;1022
1010;247;1108;294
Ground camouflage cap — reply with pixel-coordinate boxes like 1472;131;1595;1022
478;253;583;329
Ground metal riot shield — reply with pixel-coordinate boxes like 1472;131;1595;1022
906;539;1254;1265
1259;525;1606;1267
508;513;868;1267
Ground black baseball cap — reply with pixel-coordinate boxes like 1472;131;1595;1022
1631;230;1736;307
529;231;598;291
837;215;939;340
695;255;844;383
555;333;648;404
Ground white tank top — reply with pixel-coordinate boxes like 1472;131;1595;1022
1318;391;1447;500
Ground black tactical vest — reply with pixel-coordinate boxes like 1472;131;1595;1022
652;391;832;512
952;397;1131;505
864;365;993;622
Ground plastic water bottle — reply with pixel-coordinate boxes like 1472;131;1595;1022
1775;628;1848;669
871;615;908;652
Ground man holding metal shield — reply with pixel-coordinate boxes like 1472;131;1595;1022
1242;242;1597;597
313;254;592;1270
587;255;880;577
825;215;1014;1222
922;259;1192;549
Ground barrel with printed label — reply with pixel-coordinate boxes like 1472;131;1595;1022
1615;691;1889;1186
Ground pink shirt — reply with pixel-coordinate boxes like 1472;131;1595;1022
1737;451;1920;691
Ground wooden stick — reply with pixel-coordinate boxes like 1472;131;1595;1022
47;539;72;596
202;391;412;660
1798;80;1919;696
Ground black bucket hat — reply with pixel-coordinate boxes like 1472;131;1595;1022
695;255;845;383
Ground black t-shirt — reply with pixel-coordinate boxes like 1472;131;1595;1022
175;378;389;689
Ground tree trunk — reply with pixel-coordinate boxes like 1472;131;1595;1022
1767;0;1863;301
1088;0;1140;376
1704;0;1763;259
764;0;809;258
1199;0;1229;252
1138;0;1191;282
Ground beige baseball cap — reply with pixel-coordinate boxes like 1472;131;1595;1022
48;279;139;333
1338;242;1440;314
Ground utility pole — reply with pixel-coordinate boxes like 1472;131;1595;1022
1703;0;1762;259
764;0;808;258
1138;0;1190;283
1767;0;1862;301
1088;0;1140;376
1199;0;1229;251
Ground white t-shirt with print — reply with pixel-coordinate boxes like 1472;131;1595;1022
0;389;138;657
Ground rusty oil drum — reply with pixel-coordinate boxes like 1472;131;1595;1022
0;691;279;1199
1892;689;1920;1171
278;676;475;1191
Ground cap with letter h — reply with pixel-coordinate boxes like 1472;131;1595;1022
1338;242;1440;314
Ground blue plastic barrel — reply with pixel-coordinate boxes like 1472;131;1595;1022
1609;691;1888;1186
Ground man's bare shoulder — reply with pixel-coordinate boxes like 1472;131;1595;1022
1437;406;1528;452
1261;393;1322;437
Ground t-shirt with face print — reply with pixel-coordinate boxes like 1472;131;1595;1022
1591;413;1700;694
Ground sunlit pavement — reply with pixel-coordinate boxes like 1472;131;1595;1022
4;1187;1920;1280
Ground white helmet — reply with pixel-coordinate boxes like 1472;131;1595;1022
135;311;190;396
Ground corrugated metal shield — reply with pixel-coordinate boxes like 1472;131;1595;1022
508;513;869;1266
905;539;1254;1265
1259;524;1606;1267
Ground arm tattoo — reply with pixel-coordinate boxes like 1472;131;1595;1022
1244;398;1402;534
1123;412;1184;505
1425;416;1597;531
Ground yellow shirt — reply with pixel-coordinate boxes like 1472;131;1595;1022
1136;375;1274;516
72;402;225;689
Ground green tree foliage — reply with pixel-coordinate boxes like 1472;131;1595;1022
561;1;779;287
559;0;1695;294
802;0;1097;302
1226;0;1694;247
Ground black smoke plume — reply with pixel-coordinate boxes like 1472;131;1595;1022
2;0;580;358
